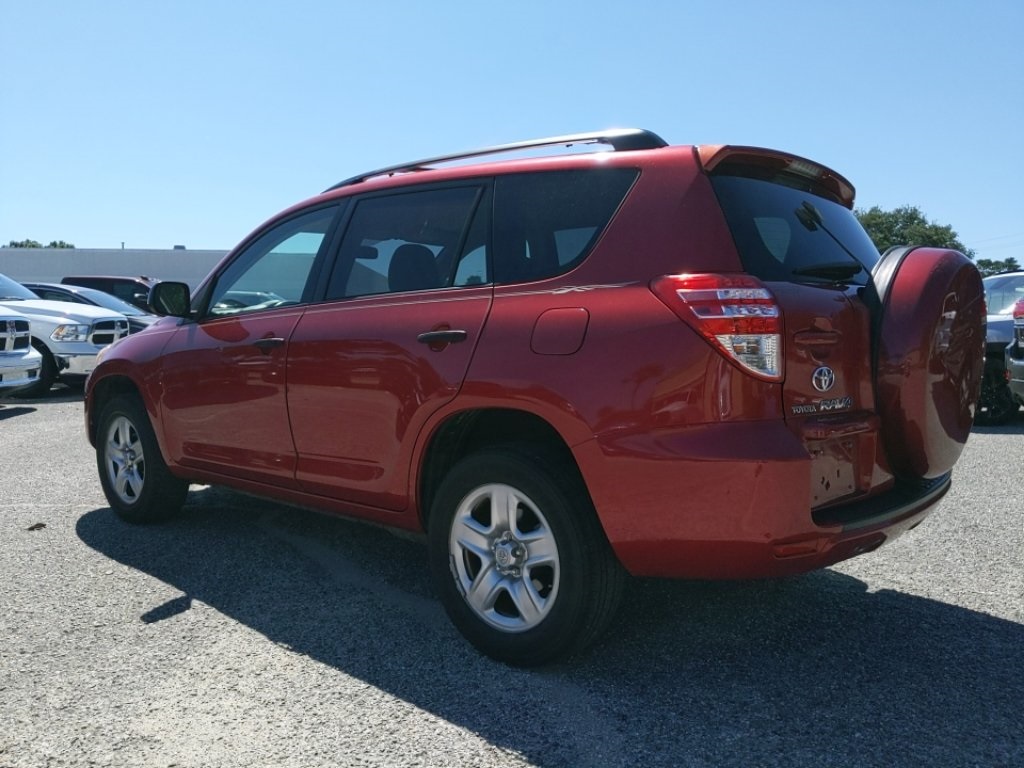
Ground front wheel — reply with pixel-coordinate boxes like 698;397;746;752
428;446;625;666
96;394;188;523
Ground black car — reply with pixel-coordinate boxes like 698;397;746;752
23;282;159;334
977;272;1024;424
61;275;159;313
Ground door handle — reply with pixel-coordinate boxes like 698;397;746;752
253;337;285;353
417;330;468;345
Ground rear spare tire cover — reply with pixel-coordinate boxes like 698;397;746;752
872;247;985;479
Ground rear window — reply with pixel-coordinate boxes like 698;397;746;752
710;174;881;285
493;168;638;283
982;273;1024;315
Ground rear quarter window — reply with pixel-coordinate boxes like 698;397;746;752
493;168;638;283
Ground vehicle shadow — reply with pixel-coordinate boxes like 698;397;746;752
971;421;1024;436
0;404;36;420
76;489;1023;768
972;405;1024;433
2;383;84;405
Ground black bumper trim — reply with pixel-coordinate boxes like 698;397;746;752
812;473;951;531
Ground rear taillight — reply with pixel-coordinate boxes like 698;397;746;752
651;273;783;381
1013;298;1024;322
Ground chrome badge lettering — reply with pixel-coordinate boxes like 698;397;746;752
790;396;853;415
819;396;853;412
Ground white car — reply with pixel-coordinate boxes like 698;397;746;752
0;273;129;396
0;307;43;394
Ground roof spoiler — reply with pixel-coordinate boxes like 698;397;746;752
696;145;856;208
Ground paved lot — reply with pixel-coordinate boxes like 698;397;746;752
1;389;1021;768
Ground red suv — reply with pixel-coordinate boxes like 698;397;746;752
84;129;984;665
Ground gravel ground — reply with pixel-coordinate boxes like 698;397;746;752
1;389;1021;768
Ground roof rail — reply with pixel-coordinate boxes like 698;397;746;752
324;128;668;191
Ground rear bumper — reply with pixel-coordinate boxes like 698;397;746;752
576;420;947;579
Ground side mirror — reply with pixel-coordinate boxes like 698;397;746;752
149;281;192;317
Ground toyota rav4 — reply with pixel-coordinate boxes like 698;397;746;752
84;129;984;665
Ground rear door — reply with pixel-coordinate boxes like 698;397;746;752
287;184;491;510
708;154;983;496
708;161;884;506
710;171;880;405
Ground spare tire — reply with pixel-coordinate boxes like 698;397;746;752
870;246;985;479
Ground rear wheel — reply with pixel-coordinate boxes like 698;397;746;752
96;394;188;523
428;445;625;666
976;357;1017;425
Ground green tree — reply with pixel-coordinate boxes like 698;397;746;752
46;240;75;249
855;205;975;258
974;257;1021;277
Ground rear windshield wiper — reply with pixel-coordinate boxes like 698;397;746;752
791;262;865;281
792;200;871;281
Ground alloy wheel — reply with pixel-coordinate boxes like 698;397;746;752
448;483;561;633
104;415;146;505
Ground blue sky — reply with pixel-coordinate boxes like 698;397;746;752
2;0;1021;261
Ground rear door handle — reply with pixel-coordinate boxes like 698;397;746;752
253;337;286;353
417;330;468;345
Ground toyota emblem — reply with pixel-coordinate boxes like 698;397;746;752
812;366;836;393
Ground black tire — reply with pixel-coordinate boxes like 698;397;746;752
976;358;1017;425
428;445;626;667
11;341;57;399
96;394;188;523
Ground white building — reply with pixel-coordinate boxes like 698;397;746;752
0;247;228;288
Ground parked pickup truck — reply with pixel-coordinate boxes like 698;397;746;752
0;273;129;397
0;307;43;394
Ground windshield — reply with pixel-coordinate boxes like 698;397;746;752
0;273;40;300
982;273;1024;315
69;285;147;316
710;175;881;285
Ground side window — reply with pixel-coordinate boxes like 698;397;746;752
326;186;483;299
492;168;638;284
42;289;83;304
207;206;338;317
